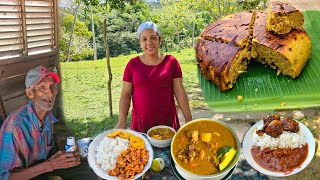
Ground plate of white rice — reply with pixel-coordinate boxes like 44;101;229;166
88;129;154;179
242;119;315;177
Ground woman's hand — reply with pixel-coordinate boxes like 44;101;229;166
46;151;81;171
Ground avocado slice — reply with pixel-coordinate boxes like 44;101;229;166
219;147;237;171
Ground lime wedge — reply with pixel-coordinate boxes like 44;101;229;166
151;158;165;172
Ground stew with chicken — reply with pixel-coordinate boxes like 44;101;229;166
171;120;237;175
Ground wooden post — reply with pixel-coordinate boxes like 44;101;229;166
103;18;113;118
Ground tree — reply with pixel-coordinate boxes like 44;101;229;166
80;0;138;118
177;0;209;47
80;5;106;59
90;5;97;60
65;1;81;62
105;1;151;56
238;0;261;10
59;12;93;61
78;1;151;58
154;0;193;52
155;0;221;51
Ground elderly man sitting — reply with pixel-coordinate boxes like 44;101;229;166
0;66;96;180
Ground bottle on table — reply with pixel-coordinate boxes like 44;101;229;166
65;136;77;153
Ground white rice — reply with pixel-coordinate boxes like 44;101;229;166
253;128;307;150
95;136;130;171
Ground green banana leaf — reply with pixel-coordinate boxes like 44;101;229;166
199;10;320;112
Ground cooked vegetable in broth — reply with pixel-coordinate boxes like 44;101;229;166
172;120;237;175
148;128;175;140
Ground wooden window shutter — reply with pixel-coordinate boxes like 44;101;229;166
0;0;23;60
25;0;55;55
0;0;56;60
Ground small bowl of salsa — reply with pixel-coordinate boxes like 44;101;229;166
147;125;176;148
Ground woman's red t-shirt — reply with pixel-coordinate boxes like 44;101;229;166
123;55;182;133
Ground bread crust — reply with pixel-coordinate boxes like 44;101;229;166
254;11;311;78
201;11;255;47
266;1;304;34
270;1;300;14
196;37;244;91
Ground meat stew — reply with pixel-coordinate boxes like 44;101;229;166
171;120;237;175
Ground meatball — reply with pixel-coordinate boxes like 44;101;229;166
281;118;299;133
261;114;280;131
265;120;283;138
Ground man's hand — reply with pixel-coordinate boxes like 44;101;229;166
9;151;81;180
46;151;81;171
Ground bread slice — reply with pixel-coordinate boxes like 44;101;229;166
196;12;255;91
266;1;304;34
253;11;311;78
195;37;251;91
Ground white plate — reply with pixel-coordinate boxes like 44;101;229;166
242;120;315;177
87;129;154;179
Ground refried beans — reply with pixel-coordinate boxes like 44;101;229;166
251;144;308;172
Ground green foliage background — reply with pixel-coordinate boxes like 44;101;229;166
59;13;93;61
59;0;263;62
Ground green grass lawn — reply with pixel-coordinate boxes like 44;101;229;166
61;48;207;138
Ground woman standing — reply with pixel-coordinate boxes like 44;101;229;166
115;21;192;133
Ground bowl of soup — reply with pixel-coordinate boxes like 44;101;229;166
147;125;176;148
171;119;240;180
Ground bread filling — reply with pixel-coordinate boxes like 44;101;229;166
224;49;251;88
253;42;295;77
266;10;304;34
